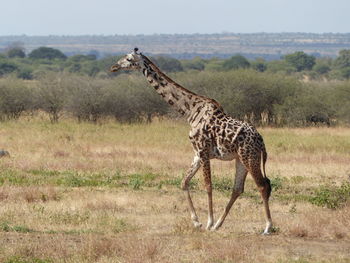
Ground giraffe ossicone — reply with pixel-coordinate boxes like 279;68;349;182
110;48;273;234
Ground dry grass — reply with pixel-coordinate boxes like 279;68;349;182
0;118;349;262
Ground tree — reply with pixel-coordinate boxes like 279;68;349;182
222;55;250;70
334;49;350;68
284;51;315;72
314;63;331;75
153;56;183;72
251;58;267;72
28;47;67;60
4;42;26;58
333;50;350;79
181;57;205;71
0;61;18;76
6;47;26;58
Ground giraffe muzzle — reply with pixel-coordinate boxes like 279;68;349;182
110;64;121;72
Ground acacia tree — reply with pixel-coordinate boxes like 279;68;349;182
5;42;26;58
29;47;67;60
6;47;25;58
334;49;350;68
333;49;350;79
284;51;315;72
222;55;250;70
152;56;183;72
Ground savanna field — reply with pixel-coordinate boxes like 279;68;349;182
0;117;349;263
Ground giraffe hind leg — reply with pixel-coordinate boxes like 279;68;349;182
249;163;273;235
212;159;247;230
261;176;272;234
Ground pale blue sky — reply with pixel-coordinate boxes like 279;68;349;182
1;0;349;35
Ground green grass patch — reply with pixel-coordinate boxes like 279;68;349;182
124;173;160;189
309;182;350;209
48;211;90;225
213;176;233;192
0;222;35;233
0;168;168;189
113;218;135;233
1;167;349;210
4;256;52;263
270;176;284;191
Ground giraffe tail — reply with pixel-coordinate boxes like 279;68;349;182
261;142;271;199
261;143;268;179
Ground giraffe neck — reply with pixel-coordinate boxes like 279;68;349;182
140;55;202;118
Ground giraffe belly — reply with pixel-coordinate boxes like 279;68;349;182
211;146;236;161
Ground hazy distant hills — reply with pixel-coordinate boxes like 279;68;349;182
1;33;350;60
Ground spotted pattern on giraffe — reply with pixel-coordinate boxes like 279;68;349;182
110;48;272;234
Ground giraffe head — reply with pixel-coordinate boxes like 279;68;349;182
110;48;143;72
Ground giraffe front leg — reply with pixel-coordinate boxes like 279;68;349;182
202;159;214;230
181;155;202;228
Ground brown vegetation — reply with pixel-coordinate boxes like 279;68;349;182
0;119;349;262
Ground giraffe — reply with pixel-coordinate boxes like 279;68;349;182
110;48;273;234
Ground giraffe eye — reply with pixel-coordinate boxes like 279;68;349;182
127;58;132;62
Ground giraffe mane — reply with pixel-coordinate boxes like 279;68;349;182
140;54;224;111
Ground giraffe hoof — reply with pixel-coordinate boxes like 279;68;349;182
206;221;214;230
193;222;202;228
206;225;213;230
210;226;219;231
261;228;272;235
210;221;222;231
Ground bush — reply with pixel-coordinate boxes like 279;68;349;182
0;78;35;119
66;76;106;122
176;69;301;125
0;61;18;76
36;73;69;123
102;74;168;122
0;67;348;126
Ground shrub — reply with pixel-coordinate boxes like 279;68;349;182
36;73;69;123
66;76;106;122
177;69;301;125
309;183;350;209
0;78;35;120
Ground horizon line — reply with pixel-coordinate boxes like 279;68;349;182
1;32;350;37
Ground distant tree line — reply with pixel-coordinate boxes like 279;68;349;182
2;33;350;59
1;45;350;80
